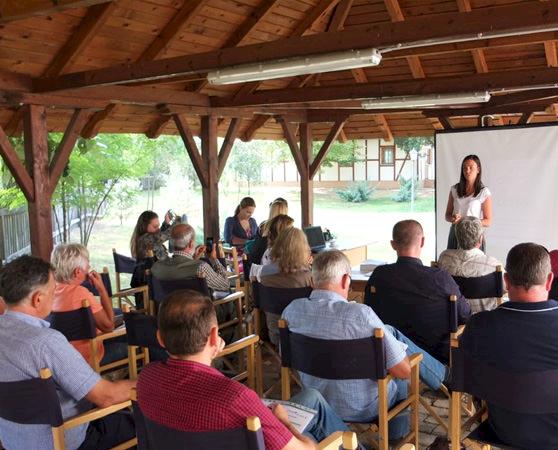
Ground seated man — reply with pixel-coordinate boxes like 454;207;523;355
137;289;352;450
365;220;470;364
282;250;447;441
51;243;128;365
151;223;229;293
438;216;502;313
0;256;135;450
460;243;558;449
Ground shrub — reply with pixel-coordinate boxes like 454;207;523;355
393;177;418;202
337;182;374;203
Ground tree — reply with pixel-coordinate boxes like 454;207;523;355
394;136;434;153
226;140;264;193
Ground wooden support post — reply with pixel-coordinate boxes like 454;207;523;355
201;115;220;240
299;123;313;227
23;105;53;261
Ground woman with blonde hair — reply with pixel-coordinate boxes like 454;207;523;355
259;227;312;345
247;198;288;264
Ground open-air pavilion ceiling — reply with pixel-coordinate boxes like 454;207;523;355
3;0;558;142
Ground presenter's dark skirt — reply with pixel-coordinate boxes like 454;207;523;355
447;224;486;252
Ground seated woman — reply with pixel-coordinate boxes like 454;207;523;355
248;198;288;265
250;214;294;280
51;243;127;366
130;210;173;261
223;197;258;250
259;227;313;345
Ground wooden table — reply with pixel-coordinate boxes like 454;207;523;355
324;240;375;266
348;266;376;303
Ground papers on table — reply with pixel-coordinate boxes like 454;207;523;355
359;259;387;273
261;399;317;433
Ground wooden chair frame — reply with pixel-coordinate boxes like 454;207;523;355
101;266;151;314
279;322;423;450
39;368;137;450
130;386;358;450
219;242;242;292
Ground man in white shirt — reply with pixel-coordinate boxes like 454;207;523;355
438;216;502;313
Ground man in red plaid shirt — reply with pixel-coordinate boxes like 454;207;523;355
137;289;351;450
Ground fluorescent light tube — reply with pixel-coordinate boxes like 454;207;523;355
208;48;382;85
361;92;491;109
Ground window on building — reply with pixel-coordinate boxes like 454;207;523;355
380;146;395;166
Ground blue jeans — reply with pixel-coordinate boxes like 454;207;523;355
381;325;448;439
290;388;350;443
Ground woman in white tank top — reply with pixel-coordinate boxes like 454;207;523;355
444;155;493;250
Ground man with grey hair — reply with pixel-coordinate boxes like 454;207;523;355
151;223;229;292
460;243;557;449
438;216;502;313
282;250;448;441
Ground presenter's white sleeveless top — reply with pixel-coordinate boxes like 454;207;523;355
451;186;491;219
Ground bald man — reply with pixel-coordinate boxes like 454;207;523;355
364;220;470;364
151;223;229;292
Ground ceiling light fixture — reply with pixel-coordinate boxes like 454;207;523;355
361;92;491;109
207;48;382;85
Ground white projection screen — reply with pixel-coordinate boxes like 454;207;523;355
435;124;558;264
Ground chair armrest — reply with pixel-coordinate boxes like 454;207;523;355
112;285;148;298
63;400;132;430
451;324;466;343
96;326;127;343
214;291;244;306
217;334;259;358
317;431;358;450
408;352;423;368
227;273;239;280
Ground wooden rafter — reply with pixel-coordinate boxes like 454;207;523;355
309;119;347;178
42;3;117;77
0;123;34;200
33;1;558;92
138;0;207;62
214;66;558;107
517;112;532;125
374;115;394;142
173;114;208;188
544;41;558;67
217;118;242;179
0;0;113;23
81;103;119;139
193;0;279;92
437;117;453;130
4;107;24;136
49;109;91;192
146;116;172;139
328;0;353;31
242;115;269;142
277;117;305;175
291;0;340;36
456;0;489;74
384;0;426;79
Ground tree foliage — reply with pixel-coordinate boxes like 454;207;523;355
394;136;434;153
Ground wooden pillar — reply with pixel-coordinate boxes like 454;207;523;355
299;123;313;227
201;115;220;240
23;105;53;261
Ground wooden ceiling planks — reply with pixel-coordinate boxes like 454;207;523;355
3;0;558;138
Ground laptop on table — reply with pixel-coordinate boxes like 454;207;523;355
303;226;327;253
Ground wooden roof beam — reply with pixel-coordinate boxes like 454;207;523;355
173;114;208;188
213;66;558;107
146;116;173;139
292;0;341;36
544;41;558;67
35;0;558;92
277;117;305;175
517;112;532;125
328;0;354;31
43;3;116;77
217;118;242;178
309;119;347;178
456;0;489;74
138;0;207;62
3;107;24;136
437;117;453;130
0;0;113;24
81;103;119;139
0;124;34;200
374;114;394;142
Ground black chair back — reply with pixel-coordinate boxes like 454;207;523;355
113;251;137;274
82;271;113;297
132;400;265;450
450;347;558;414
149;275;212;304
550;278;558;301
0;375;63;427
49;306;97;341
124;310;162;349
279;323;387;380
452;271;504;299
252;282;312;316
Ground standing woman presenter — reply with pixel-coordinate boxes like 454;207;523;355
445;154;492;250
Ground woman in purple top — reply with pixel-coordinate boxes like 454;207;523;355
223;197;258;249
